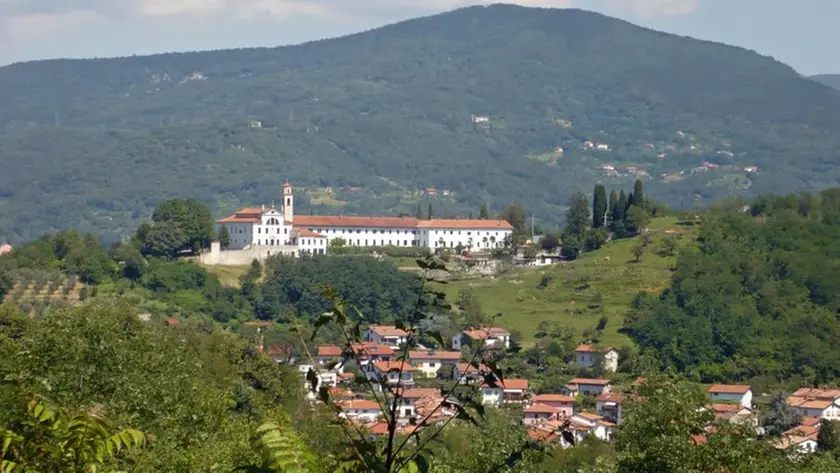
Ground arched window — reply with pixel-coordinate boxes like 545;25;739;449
267;218;280;225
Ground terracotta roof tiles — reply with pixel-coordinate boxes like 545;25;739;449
708;384;751;394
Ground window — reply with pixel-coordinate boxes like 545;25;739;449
258;228;261;234
450;231;454;235
429;362;436;368
467;231;471;236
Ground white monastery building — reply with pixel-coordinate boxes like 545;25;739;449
213;183;513;258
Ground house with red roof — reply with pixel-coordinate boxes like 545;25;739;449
524;403;563;425
451;326;511;350
574;344;620;373
596;392;626;425
562;378;612;396
369;361;415;387
569;412;615;442
337;399;383;422
408;349;462;377
364;325;409;348
453;362;491;384
531;394;576;417
786;388;840;419
708;384;753;408
480;379;529;406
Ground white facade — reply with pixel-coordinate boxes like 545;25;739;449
708;386;753;408
408;351;462;377
452;327;511;351
364;326;409;348
574;346;619;373
215;183;513;257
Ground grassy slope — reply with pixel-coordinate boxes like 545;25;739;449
441;218;695;347
203;264;251;288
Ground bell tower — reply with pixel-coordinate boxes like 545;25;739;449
282;181;294;223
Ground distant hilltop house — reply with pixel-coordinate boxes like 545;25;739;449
471;115;490;124
574;344;620;373
0;244;12;255
452;326;511;350
201;181;513;265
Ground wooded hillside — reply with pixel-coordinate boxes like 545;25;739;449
2;5;840;243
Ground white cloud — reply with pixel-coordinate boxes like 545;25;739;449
600;0;700;18
4;9;109;44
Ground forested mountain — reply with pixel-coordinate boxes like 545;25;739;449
2;4;840;243
810;74;840;91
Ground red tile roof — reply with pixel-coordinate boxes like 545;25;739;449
791;388;840;400
481;378;529;391
525;403;560;414
339;399;381;410
295;228;326;238
351;343;395;357
575;344;616;353
373;361;415;373
573;412;604;421
708;384;751;395
0;244;12;255
596;392;626;403
294;215;419;228
216;215;261;223
165;318;180;326
532;394;576;403
417;219;513;230
397;388;441;399
462;326;510;339
367;325;409;337
568;378;610;386
318;345;343;357
455;362;490;374
408;350;462;361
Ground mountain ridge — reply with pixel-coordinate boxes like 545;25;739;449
1;4;840;244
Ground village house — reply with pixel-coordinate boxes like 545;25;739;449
704;404;758;428
391;387;441;418
524;404;563;425
562;378;612;397
569;412;614;442
480;379;529;406
364;325;409;348
316;345;344;366
786;388;840;419
531;394;575;418
454;362;490;384
337;399;383;422
368;361;415;387
595;392;626;425
708;384;753;408
574;345;620;373
407;350;462;377
451;326;511;350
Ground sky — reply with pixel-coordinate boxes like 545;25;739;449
0;0;836;75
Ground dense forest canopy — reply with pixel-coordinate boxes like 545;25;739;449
2;5;840;243
624;189;840;386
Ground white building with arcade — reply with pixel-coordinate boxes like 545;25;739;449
210;182;513;260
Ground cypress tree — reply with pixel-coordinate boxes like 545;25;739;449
633;179;645;209
218;225;231;249
593;184;607;228
479;204;489;219
416;204;423;220
616;190;628;221
608;190;618;227
427;203;434;220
